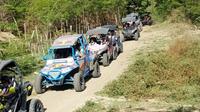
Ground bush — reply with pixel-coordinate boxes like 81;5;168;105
0;40;29;58
15;54;42;75
0;39;43;75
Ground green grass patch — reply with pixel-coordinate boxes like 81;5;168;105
75;101;105;112
101;38;200;104
75;100;123;112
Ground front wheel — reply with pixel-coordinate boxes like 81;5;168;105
112;47;118;60
92;61;101;78
27;99;44;112
34;75;46;94
119;43;123;53
134;30;139;41
139;22;143;32
74;71;85;92
120;31;125;42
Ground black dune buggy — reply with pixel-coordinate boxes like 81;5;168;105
101;25;123;54
0;60;44;112
122;13;142;41
87;26;122;66
141;12;153;26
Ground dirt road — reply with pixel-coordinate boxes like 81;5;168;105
32;26;167;112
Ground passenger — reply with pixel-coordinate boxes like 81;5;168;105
128;21;133;26
89;35;98;45
101;34;108;45
123;23;130;29
75;43;84;58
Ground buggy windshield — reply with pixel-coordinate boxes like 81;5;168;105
45;47;73;60
54;48;72;59
89;34;108;45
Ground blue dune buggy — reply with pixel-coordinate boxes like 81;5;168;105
34;34;101;94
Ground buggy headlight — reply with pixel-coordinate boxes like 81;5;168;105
9;87;15;94
49;72;60;78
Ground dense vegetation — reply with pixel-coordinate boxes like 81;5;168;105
0;0;199;33
0;0;199;75
152;0;200;25
0;0;128;34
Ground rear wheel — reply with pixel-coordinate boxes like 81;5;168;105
112;47;118;60
27;99;44;112
102;53;109;66
34;75;46;94
74;71;85;92
92;61;101;78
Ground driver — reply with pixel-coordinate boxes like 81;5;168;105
101;34;108;45
0;75;17;112
90;36;97;44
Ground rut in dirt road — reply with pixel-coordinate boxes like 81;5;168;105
32;26;164;112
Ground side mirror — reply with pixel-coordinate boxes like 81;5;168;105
75;54;81;59
74;52;79;59
42;55;48;61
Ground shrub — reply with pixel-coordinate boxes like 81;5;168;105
15;54;42;75
0;39;43;75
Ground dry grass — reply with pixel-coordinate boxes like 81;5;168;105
168;38;191;58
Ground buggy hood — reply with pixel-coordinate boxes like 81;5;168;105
88;43;108;55
41;57;78;75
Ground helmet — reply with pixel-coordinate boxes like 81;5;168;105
90;37;97;43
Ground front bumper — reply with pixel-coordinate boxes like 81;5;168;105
122;29;137;38
41;72;74;87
